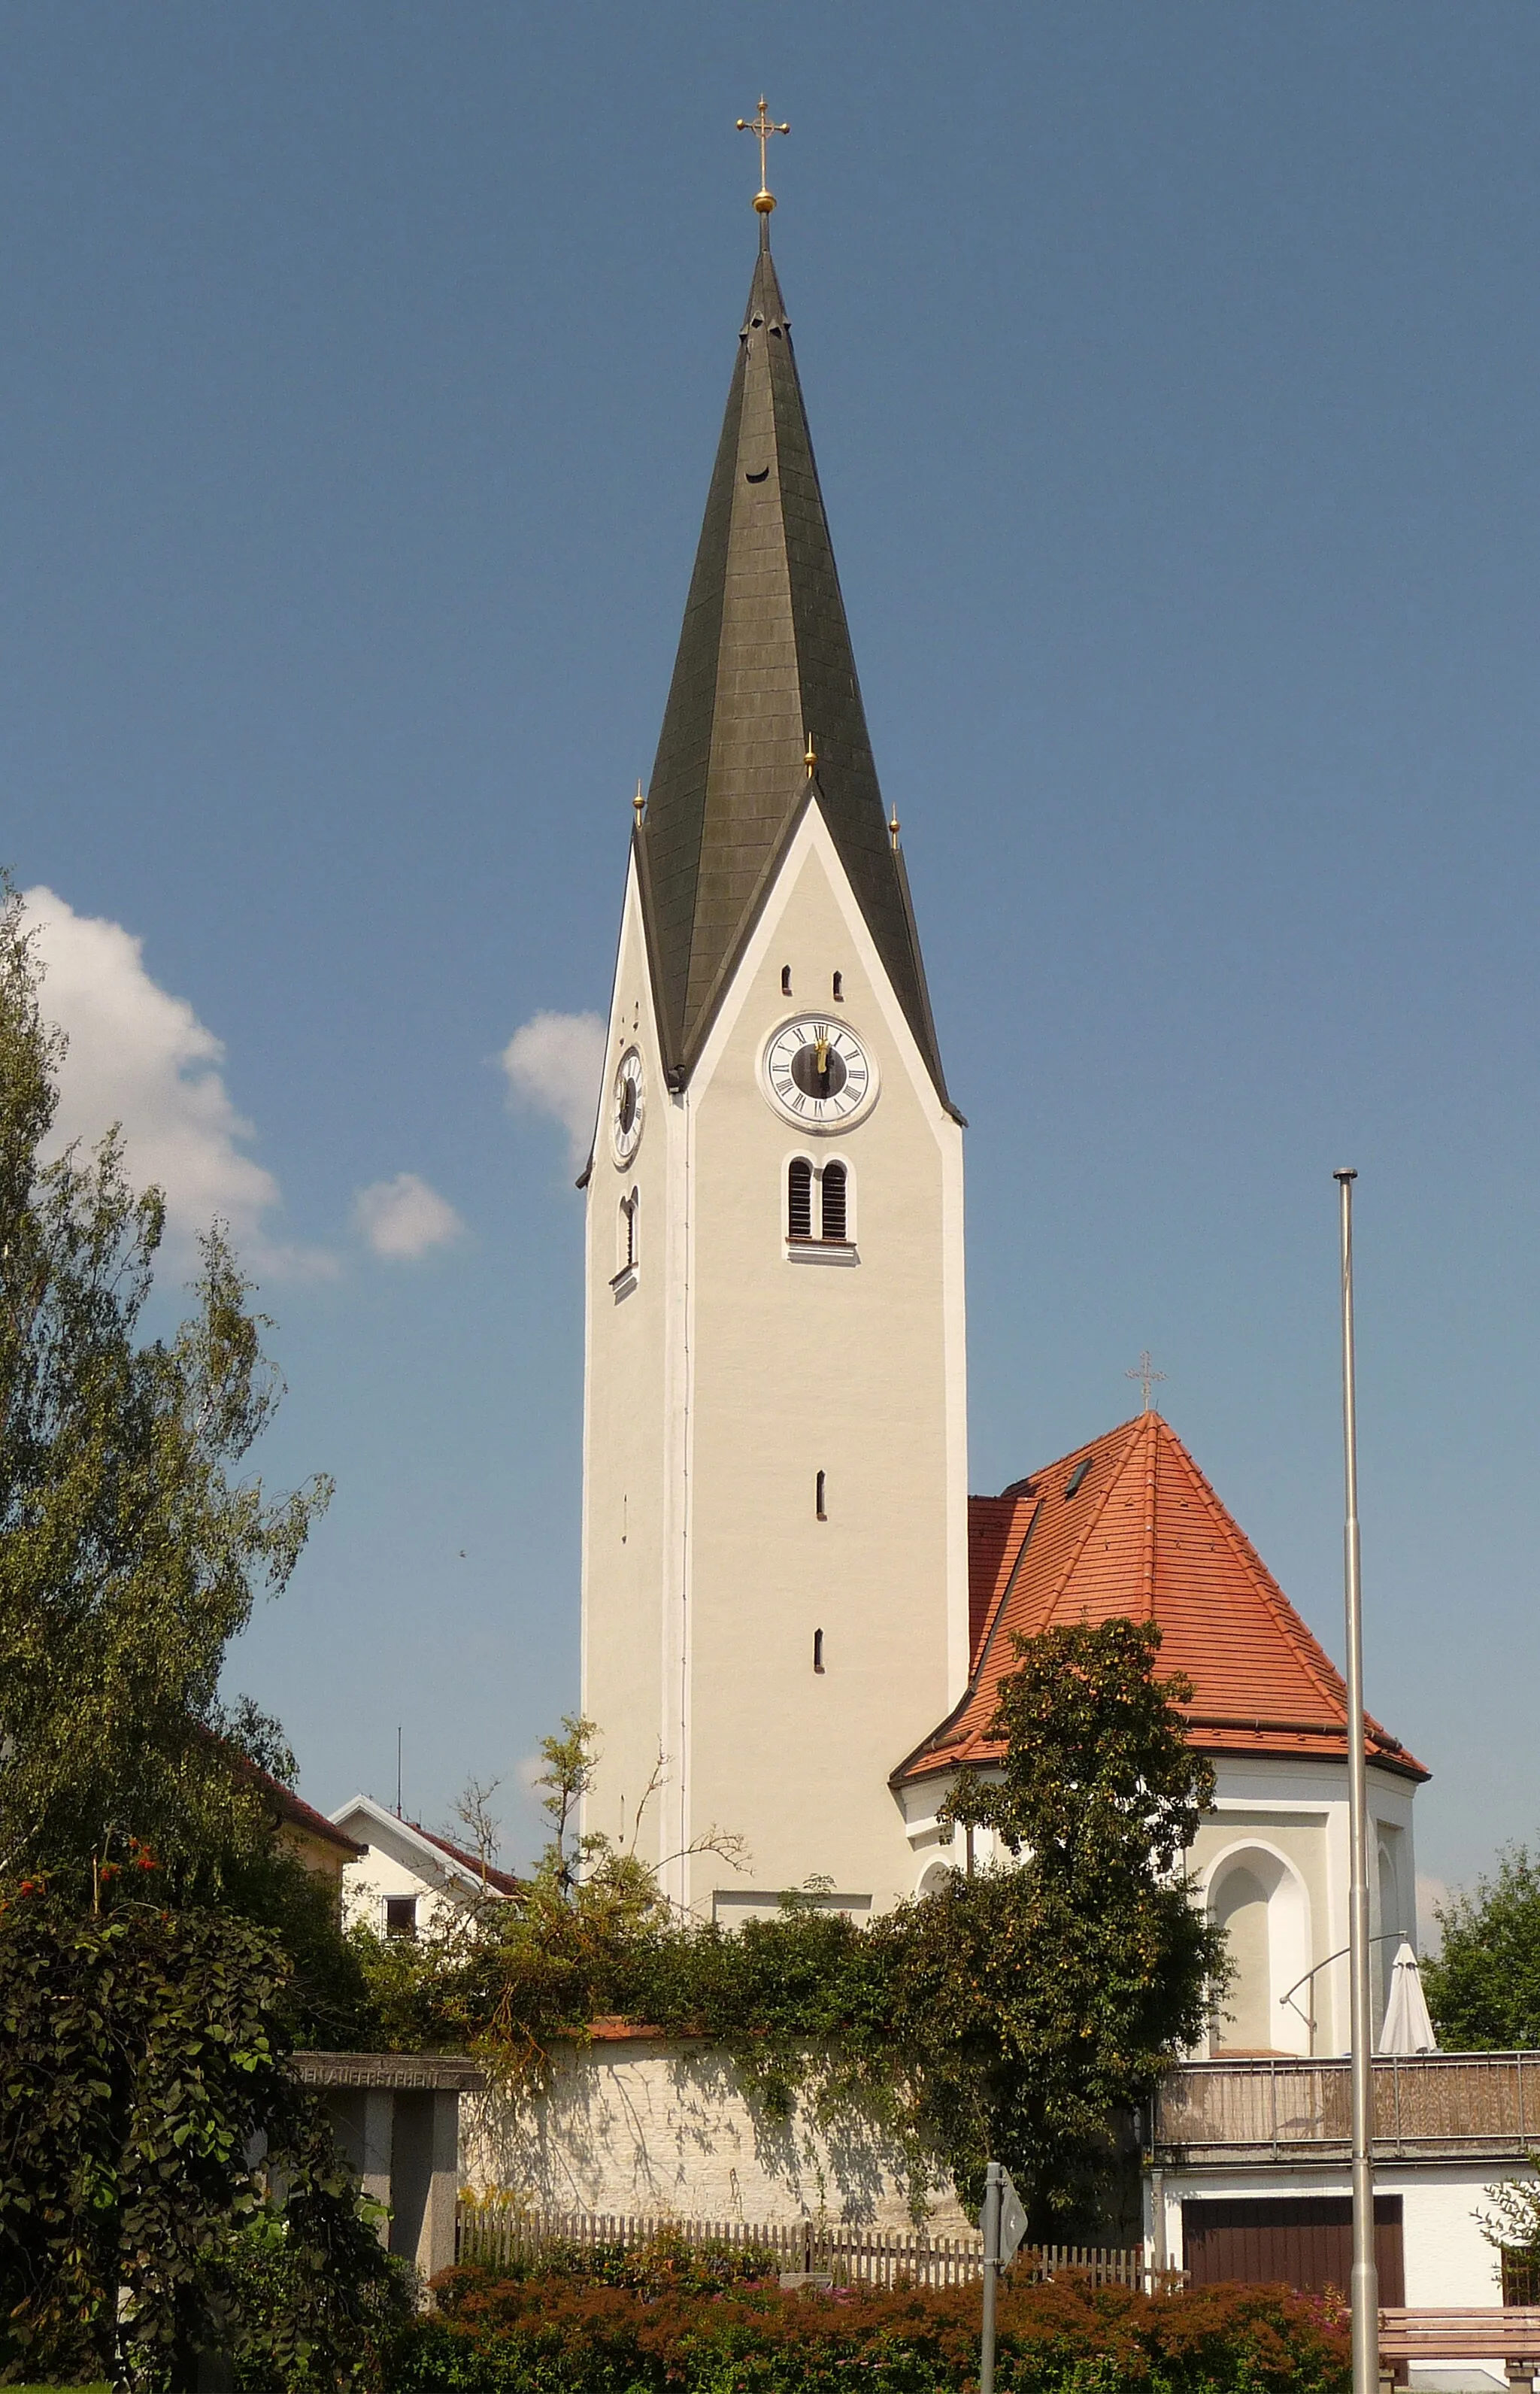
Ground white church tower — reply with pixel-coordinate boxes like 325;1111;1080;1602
579;193;969;1916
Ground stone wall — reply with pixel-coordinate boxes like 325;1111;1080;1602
461;2031;968;2234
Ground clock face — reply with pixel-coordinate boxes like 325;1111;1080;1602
611;1047;644;1164
762;1017;875;1127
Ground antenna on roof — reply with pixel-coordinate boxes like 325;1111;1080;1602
396;1728;403;1820
1126;1351;1166;1412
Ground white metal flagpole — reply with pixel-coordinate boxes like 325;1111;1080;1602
1335;1168;1378;2394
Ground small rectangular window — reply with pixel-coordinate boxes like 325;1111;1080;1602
385;1895;418;1940
813;1628;825;1673
1064;1457;1093;1497
815;1469;826;1520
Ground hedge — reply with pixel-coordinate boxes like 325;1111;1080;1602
384;2263;1351;2394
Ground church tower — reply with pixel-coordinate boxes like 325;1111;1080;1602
580;181;968;1916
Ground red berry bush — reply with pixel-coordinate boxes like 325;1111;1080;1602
385;2259;1350;2394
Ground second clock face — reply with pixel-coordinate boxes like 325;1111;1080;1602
763;1017;875;1127
611;1047;644;1164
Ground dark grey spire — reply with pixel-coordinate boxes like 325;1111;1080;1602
636;230;950;1103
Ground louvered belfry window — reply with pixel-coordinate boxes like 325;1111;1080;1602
787;1158;813;1239
820;1161;847;1243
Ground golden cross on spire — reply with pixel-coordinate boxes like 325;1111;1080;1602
737;96;790;216
1126;1351;1167;1412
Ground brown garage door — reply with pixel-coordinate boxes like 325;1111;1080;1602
1181;2195;1404;2300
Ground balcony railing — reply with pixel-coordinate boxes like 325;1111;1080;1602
1155;2053;1540;2163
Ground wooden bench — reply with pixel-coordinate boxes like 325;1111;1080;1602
1378;2309;1540;2389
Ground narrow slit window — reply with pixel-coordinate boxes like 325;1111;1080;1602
787;1158;813;1239
813;1628;825;1673
781;964;793;996
815;1470;826;1520
618;1192;637;1273
832;971;843;1000
820;1161;847;1243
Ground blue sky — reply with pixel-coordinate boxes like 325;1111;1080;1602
4;5;1538;1907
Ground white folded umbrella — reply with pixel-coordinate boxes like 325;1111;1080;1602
1378;1937;1438;2053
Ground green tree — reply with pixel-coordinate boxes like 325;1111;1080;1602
353;1717;677;2068
887;1616;1226;2229
1422;1847;1540;2049
0;1886;403;2389
0;880;332;1895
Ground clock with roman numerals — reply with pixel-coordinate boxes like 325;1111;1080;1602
762;1016;876;1127
611;1046;644;1164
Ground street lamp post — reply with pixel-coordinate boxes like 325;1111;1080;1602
1335;1168;1378;2394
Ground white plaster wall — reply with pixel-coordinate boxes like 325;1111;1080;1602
462;2038;969;2235
1399;2171;1508;2307
583;809;967;1917
1190;1757;1421;2057
341;1847;461;1937
682;821;965;1913
581;857;679;1883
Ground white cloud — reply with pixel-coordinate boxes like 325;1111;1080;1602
23;885;329;1277
353;1172;465;1262
501;1009;606;1171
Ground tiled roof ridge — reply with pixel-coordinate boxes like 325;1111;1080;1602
1140;1409;1160;1620
967;1497;1041;1701
896;1419;1149;1786
893;1498;1040;1785
954;1417;1150;1719
1149;1416;1350;1720
1027;1415;1149;1633
406;1818;523;1899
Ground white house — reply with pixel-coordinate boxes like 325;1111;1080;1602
330;1792;522;1940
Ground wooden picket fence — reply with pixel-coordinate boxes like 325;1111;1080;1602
455;2201;1155;2290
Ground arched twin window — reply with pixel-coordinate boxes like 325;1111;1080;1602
786;1158;851;1245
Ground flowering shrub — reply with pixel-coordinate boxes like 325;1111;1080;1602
384;2265;1351;2394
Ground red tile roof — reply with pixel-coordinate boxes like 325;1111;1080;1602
238;1758;367;1856
404;1820;524;1900
896;1412;1426;1788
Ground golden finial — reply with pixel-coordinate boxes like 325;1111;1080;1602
632;780;645;824
888;808;900;851
737;96;790;215
804;731;817;778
